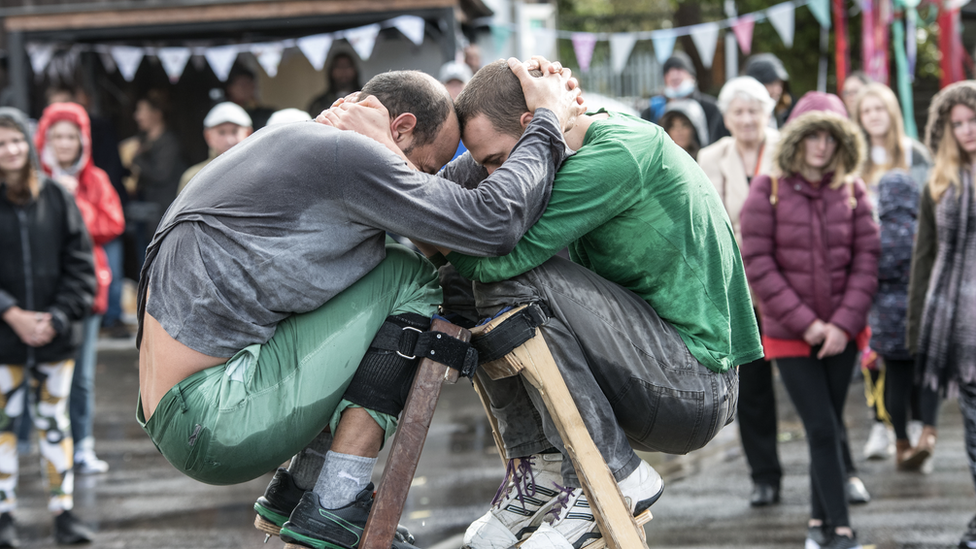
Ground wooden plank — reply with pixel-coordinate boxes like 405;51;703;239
514;334;649;549
359;319;469;549
4;0;455;32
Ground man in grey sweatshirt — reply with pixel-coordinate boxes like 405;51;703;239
136;60;582;548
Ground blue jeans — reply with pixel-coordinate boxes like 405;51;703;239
70;314;102;451
102;237;124;327
472;256;738;487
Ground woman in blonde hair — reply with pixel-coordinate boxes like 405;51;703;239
853;82;933;466
906;80;976;549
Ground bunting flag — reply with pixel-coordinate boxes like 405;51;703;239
609;33;638;74
732;15;756;55
205;45;239;81
571;32;597;73
767;2;797;48
251;43;284;77
157;47;192;83
650;29;677;65
111;46;145;82
26;44;55;75
491;25;512;57
297;34;334;71
389;15;426;47
891;17;918;138
532;28;558;61
809;0;832;28
344;23;381;61
834;0;850;93
688;23;720;68
98;52;117;75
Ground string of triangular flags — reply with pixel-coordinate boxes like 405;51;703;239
24;15;426;83
519;0;815;75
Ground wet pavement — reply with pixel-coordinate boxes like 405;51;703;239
10;339;973;549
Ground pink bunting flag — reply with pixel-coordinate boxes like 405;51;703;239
571;33;597;73
732;15;756;55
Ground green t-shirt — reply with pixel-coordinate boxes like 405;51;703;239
447;111;762;372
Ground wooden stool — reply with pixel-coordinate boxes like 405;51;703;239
470;305;651;549
358;319;471;549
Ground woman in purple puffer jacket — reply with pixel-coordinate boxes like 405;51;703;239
740;92;880;549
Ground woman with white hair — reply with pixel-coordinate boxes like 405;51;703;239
698;76;784;507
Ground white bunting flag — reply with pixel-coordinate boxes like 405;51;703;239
111;46;145;82
26;43;55;76
251;43;284;77
609;33;638;75
205;45;239;81
532;28;558;60
808;0;831;29
767;2;797;48
158;47;192;83
571;33;597;73
297;34;334;71
651;29;678;66
344;24;381;61
689;23;720;68
389;15;425;46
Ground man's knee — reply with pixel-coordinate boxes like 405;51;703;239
341;313;429;418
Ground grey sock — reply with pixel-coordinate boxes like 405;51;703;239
288;430;333;491
313;450;377;509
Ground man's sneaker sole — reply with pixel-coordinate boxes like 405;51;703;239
514;509;652;549
254;498;293;536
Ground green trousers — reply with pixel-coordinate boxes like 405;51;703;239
138;243;441;485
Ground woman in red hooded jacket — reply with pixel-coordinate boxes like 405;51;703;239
36;102;124;475
740;92;880;549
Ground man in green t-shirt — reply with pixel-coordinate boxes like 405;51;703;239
430;60;762;549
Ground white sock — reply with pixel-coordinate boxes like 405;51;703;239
313;450;376;509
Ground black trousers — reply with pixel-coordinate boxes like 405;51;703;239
737;356;782;486
778;342;859;527
737;357;858;489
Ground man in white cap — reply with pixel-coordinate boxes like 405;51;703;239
178;101;252;193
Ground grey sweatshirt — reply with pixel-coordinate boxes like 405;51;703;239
139;110;566;357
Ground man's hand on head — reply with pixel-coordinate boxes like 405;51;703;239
315;95;419;171
508;56;586;133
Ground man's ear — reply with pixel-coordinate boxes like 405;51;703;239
519;111;534;130
390;112;418;143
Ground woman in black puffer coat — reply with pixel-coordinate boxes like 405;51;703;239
0;106;95;545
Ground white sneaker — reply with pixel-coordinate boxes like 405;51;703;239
527;460;664;549
74;449;109;475
462;453;564;548
863;422;893;460
519;523;575;549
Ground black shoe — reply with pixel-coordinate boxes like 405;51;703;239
53;511;93;545
0;513;19;548
749;483;780;507
254;468;306;536
823;531;863;549
279;485;419;549
805;524;831;549
960;513;976;548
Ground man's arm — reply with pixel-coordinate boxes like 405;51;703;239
340;110;568;257
446;142;639;282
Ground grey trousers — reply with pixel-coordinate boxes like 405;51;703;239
470;256;738;487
